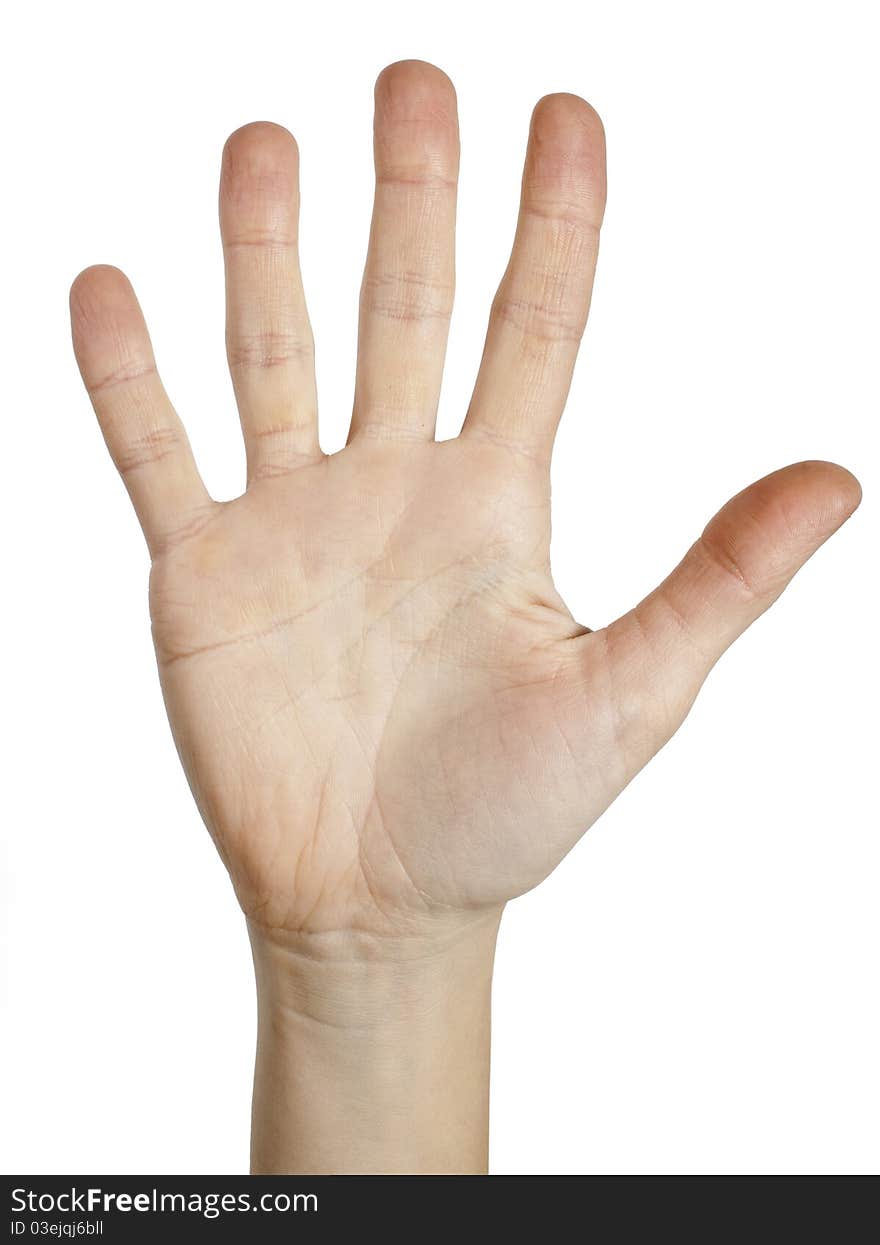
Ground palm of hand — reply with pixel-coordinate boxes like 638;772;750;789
71;62;858;938
151;439;612;933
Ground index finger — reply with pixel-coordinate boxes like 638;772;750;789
461;94;606;458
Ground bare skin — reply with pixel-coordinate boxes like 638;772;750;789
70;61;860;1173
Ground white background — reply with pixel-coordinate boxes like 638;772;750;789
2;0;877;1174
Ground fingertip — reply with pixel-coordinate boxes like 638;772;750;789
374;60;458;127
222;121;299;169
532;92;605;146
376;58;456;95
531;93;606;180
752;460;862;542
70;264;134;317
220;123;300;216
789;459;862;521
69;266;148;376
220;123;301;244
526;93;606;223
691;460;861;617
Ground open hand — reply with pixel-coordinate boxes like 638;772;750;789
70;61;860;946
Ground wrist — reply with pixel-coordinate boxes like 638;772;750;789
247;909;502;1174
248;908;503;1028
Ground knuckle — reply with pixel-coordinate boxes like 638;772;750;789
361;269;453;324
113;426;181;477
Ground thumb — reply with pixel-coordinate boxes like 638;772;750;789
601;460;861;766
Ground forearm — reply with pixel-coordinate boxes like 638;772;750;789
248;911;502;1174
